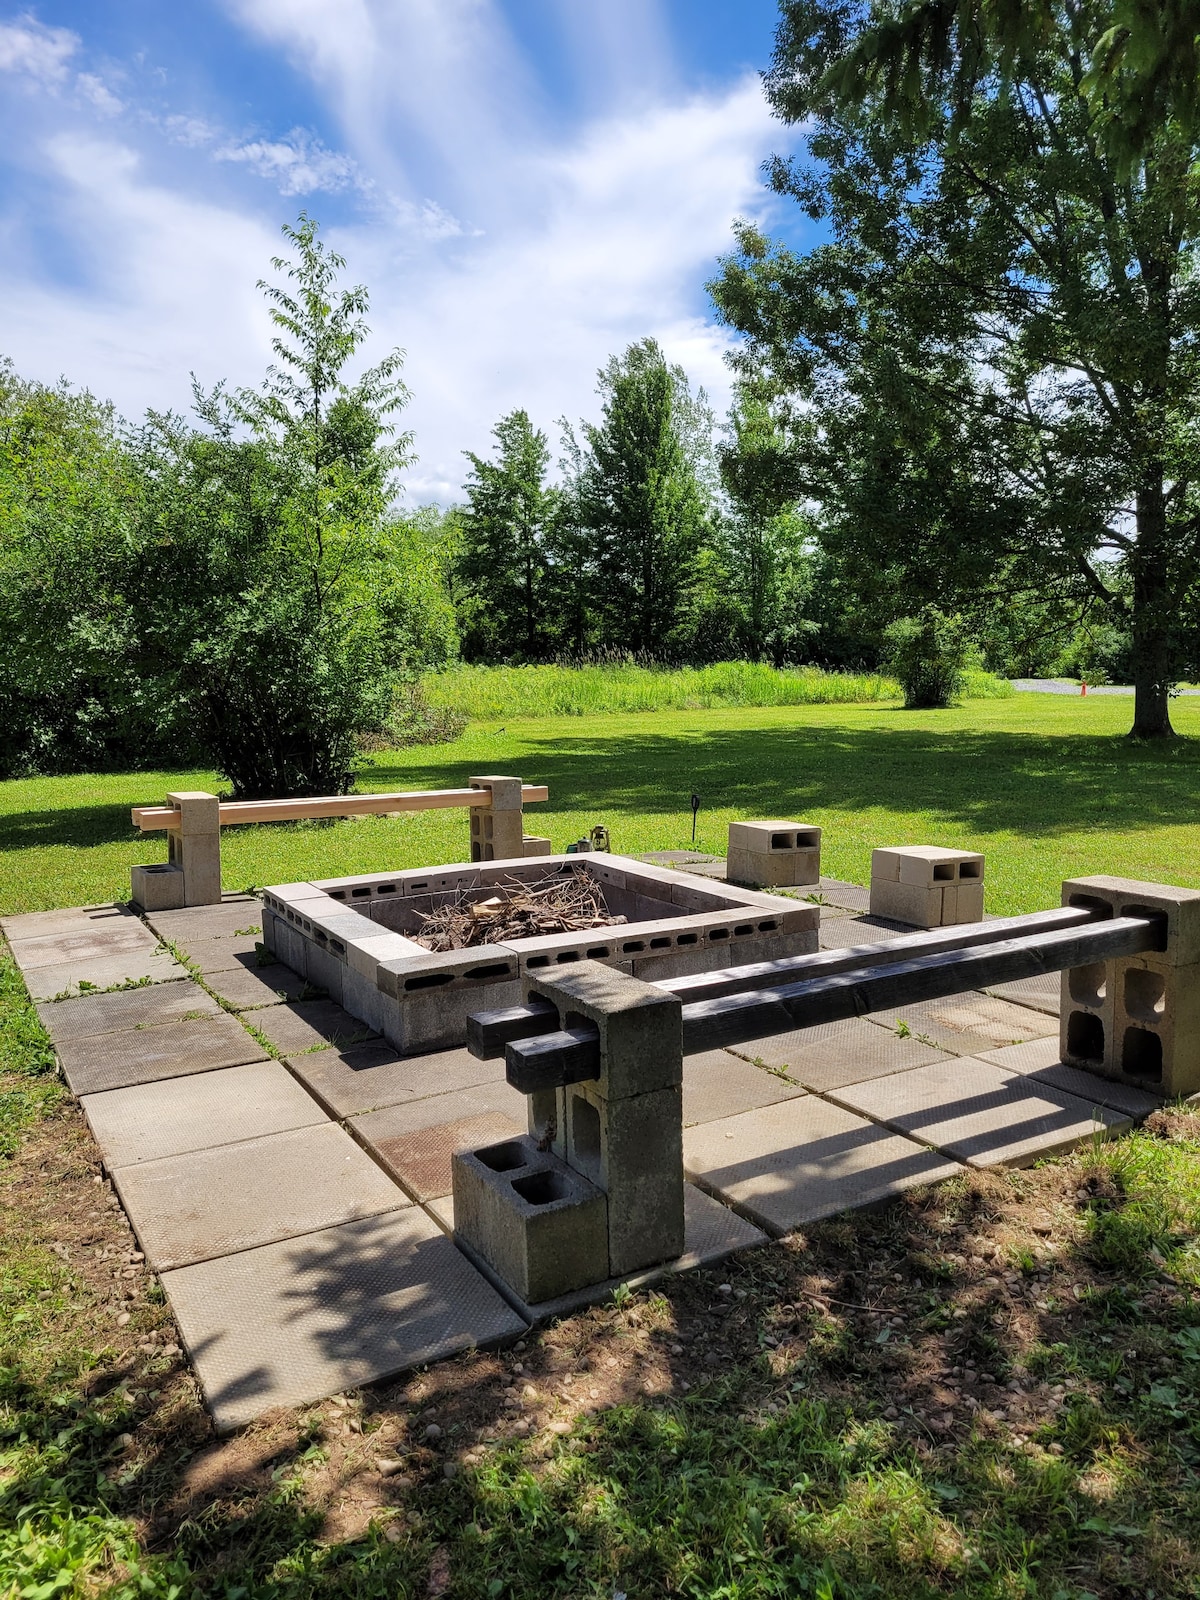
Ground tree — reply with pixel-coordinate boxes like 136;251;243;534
137;215;453;797
578;339;711;657
456;410;558;662
711;0;1200;736
0;360;167;776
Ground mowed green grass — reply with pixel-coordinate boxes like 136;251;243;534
3;693;1200;916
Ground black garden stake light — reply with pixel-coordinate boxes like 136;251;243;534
690;792;700;845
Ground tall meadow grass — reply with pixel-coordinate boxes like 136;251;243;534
422;660;1012;720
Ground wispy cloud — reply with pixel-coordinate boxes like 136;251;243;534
214;128;362;196
0;14;76;85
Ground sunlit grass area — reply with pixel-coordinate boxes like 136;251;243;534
2;692;1200;916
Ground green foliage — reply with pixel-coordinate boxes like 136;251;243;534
423;660;902;718
575;339;713;657
0;950;59;1158
885;609;972;709
457;410;559;662
0;363;169;779
711;0;1200;738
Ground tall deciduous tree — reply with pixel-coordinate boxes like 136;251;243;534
579;339;710;657
457;410;557;662
711;0;1200;736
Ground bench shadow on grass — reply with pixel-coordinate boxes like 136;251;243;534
373;721;1200;839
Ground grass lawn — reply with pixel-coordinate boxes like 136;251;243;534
3;692;1200;917
6;691;1200;1598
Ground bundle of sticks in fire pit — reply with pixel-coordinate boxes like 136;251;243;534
413;867;625;952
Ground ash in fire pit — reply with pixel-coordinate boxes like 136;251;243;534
413;867;626;952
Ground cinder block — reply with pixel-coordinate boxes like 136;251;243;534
1060;875;1200;1096
168;830;222;908
523;836;553;857
522;961;682;1100
345;932;428;980
727;820;822;888
130;864;185;912
166;791;221;834
376;944;522;1053
469;774;526;862
869;847;986;927
452;1135;608;1303
564;1080;685;1275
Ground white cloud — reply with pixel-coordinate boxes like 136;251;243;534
0;7;794;508
0;14;77;84
215;128;363;196
76;72;123;116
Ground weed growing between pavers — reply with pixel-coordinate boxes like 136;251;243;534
0;945;60;1154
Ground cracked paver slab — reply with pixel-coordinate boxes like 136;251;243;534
251;999;378;1055
286;1042;507;1118
975;1036;1163;1119
55;1012;267;1095
162;1207;526;1430
206;963;310;1010
113;1120;409;1271
36;979;220;1043
23;954;187;1002
827;1056;1131;1168
81;1059;327;1168
864;992;1058;1056
364;1111;526;1201
727;1015;944;1092
683;1097;961;1236
682;1049;808;1127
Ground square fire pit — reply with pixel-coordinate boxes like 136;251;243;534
260;854;818;1055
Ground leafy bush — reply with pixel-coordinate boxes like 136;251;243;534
884;609;971;709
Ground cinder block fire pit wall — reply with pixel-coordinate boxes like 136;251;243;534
260;855;818;1055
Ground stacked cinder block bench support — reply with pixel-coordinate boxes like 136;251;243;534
453;962;684;1303
129;775;549;910
1060;875;1200;1095
727;821;822;888
870;846;985;927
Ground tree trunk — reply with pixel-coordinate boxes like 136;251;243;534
1129;476;1175;739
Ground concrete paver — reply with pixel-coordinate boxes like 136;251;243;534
351;1081;529;1154
56;1012;268;1095
864;992;1058;1056
728;1016;944;1091
178;934;267;974
287;1043;508;1119
145;896;261;945
828;1057;1131;1168
816;880;872;913
976;1037;1163;1119
113;1121;410;1271
818;915;910;950
163;1208;527;1431
983;974;1061;1016
683;1097;962;1236
206;963;310;1010
7;921;160;970
682;1049;808;1127
23;953;187;1002
81;1060;326;1168
1;904;138;941
367;1111;526;1201
36;979;220;1043
252;999;377;1055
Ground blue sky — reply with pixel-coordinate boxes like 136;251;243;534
0;1;808;501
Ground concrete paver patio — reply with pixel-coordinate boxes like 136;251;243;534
7;879;1157;1431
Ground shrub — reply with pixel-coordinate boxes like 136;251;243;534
884;608;971;709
